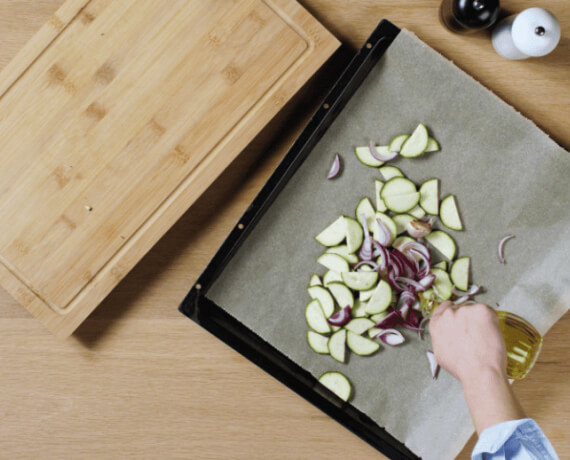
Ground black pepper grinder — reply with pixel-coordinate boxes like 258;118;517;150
440;0;500;33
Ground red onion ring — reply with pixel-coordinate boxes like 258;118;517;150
375;218;393;247
369;141;399;162
354;261;379;271
358;213;373;261
426;350;439;379
327;154;341;180
327;305;352;326
498;234;515;264
397;277;426;292
374;328;405;346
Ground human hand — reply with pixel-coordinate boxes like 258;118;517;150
429;302;507;385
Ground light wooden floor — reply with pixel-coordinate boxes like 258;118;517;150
0;1;568;458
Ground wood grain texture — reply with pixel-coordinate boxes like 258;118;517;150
0;1;568;459
0;0;339;337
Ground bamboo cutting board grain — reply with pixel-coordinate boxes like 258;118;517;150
0;0;339;338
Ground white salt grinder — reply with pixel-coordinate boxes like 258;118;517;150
492;8;561;59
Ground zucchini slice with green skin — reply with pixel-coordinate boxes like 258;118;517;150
365;279;393;314
352;299;368;317
354;145;388;167
307;286;335;317
315;216;346;246
327;282;354;309
317;253;349;273
392;214;415;235
432;260;447;270
408;204;426;219
355;197;377;239
431;268;453;301
425;137;440;152
375;180;387;212
346;331;381;356
318;372;352;402
309;274;322;287
440;194;463;231
419;178;439;215
341;271;378;291
359;287;375;302
325;245;359;265
382;192;420;213
388;134;409;153
305;299;331;334
378;165;404;181
307;331;330;354
344;217;364;253
345;318;375;335
380;177;417;198
400;123;429;158
328;329;347;363
450;256;470;291
323;270;343;287
424;230;457;261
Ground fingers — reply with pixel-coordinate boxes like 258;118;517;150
432;300;454;318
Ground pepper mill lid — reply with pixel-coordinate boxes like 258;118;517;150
454;0;500;29
512;8;561;57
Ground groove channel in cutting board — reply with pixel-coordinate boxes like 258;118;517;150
0;0;339;336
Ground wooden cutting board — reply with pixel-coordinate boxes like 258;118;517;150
0;0;339;338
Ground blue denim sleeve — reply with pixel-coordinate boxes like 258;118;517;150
472;418;559;460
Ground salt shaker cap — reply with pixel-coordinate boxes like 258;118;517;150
512;8;561;57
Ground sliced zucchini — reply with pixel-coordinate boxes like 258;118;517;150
323;270;343;287
365;279;393;314
328;329;347;363
425;137;440;152
344;217;364;253
355;197;377;233
352;299;368;317
388;134;409;153
318;371;352;402
450;256;470;291
325;245;359;265
431;268;453;301
392;235;414;251
308;286;335;318
380;177;417;197
400;123;429;158
317;253;350;273
355;145;385;167
309;274;322;287
392;214;415;235
408;204;426;219
307;331;329;354
346;331;381;356
328;282;354;309
440;194;463;231
359;287;375;302
315;216;346;246
432;260;447;270
305;299;331;334
419;178;439;215
375;180;387;212
382;192;420;213
370;312;388;324
424;230;457;261
368;327;380;339
345;318;375;335
341;271;378;291
378;165;404;181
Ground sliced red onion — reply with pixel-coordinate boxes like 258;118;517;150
375;218;393;246
453;295;471;305
426;350;439;379
327;154;341;180
391;249;416;277
358;214;373;261
403;308;420;329
412;300;421;311
399;302;410;320
418;317;429;340
375;328;405;346
374;310;402;329
354;261;379;271
327;305;352;326
387;269;404;291
419;274;436;289
400;241;431;260
452;284;481;297
369;141;399;162
397;277;426;292
498;234;515;264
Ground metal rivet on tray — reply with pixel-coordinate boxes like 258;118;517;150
323;103;329;109
195;284;202;290
366;43;372;49
238;223;244;230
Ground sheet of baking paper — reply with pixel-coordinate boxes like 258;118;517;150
208;30;570;460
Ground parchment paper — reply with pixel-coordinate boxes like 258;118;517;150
208;30;570;459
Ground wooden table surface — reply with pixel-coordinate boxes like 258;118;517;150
0;1;568;459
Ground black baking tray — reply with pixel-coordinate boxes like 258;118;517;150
179;20;419;459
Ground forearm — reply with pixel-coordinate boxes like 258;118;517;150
462;368;526;435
